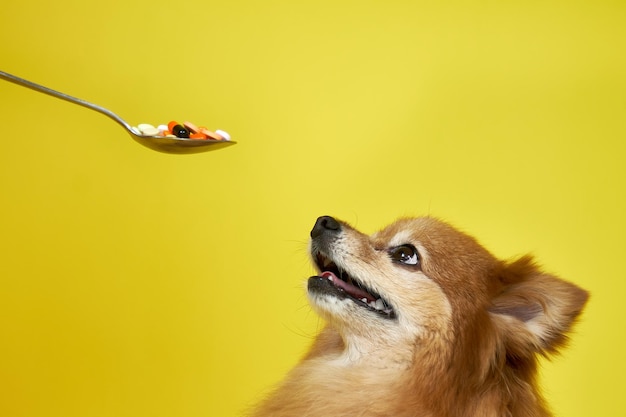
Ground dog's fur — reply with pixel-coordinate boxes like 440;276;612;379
250;216;588;417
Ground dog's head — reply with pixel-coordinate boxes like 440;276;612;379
307;215;588;365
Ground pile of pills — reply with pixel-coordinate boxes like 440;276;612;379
132;120;231;141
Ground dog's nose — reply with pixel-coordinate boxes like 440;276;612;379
311;216;341;238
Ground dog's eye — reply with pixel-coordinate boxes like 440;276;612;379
389;245;420;266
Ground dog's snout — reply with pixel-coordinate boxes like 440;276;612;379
311;216;341;238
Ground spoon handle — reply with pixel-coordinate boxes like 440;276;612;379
0;70;133;132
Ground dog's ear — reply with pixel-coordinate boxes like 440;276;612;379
489;256;588;357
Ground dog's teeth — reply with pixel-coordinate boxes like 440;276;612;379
361;298;368;303
365;299;386;311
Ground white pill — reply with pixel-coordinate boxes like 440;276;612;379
131;126;141;135
137;123;155;131
157;124;168;132
215;129;231;141
136;123;160;136
141;127;160;136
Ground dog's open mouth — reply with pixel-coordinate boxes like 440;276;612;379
310;253;396;319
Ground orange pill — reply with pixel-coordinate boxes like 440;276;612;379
183;121;200;133
190;132;208;140
199;127;223;141
167;121;179;132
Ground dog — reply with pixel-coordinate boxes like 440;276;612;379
249;216;588;417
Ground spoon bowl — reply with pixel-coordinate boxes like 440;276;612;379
130;134;236;154
0;70;236;154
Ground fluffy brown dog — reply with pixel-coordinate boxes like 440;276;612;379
250;216;588;417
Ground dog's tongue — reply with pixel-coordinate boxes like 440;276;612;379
321;271;376;302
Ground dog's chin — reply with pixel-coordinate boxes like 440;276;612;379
308;253;396;320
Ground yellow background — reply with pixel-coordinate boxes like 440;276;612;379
1;0;624;416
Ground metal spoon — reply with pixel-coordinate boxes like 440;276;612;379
0;70;236;154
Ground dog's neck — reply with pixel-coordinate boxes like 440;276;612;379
251;326;536;417
303;323;453;371
249;328;448;417
337;330;417;370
